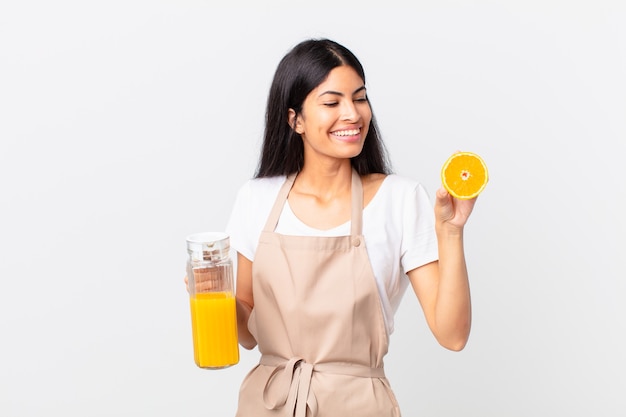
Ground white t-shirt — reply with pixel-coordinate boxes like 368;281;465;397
225;174;438;335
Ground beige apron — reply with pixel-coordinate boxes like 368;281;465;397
235;170;401;417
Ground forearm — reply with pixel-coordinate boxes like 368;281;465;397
433;227;472;350
236;298;257;350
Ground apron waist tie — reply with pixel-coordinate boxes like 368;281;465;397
260;355;386;417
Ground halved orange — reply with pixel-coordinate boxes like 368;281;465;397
441;151;489;199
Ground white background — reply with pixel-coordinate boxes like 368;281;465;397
1;1;625;416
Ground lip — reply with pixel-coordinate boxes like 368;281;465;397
331;127;362;143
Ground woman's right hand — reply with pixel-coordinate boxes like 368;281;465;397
184;268;222;293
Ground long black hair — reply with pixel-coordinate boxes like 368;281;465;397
255;38;392;178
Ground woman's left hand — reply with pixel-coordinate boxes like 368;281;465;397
434;187;477;230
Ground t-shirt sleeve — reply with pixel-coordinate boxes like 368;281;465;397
225;180;256;262
400;182;439;273
225;176;285;262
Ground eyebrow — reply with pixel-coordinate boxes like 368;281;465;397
318;86;367;98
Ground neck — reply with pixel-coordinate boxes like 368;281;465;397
294;161;353;200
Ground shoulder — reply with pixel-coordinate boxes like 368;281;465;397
376;173;429;196
227;176;287;260
234;175;286;202
368;174;434;216
242;175;287;191
362;173;426;209
229;175;287;224
361;172;423;191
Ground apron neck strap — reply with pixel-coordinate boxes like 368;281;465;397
262;169;364;236
349;169;363;236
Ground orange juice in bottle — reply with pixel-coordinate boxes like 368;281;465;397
190;291;239;368
186;233;239;369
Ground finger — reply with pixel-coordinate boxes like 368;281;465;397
433;187;453;221
435;187;454;212
436;186;450;201
191;267;223;292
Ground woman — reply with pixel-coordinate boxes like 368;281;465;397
225;38;476;416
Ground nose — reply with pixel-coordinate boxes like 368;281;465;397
340;100;360;122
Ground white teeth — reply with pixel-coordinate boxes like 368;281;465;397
333;129;360;136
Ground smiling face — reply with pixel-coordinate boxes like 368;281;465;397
289;65;372;166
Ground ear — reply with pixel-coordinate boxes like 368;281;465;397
288;109;303;134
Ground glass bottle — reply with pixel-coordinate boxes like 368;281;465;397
186;232;239;369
